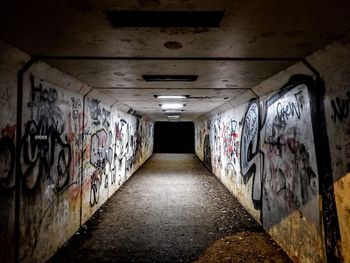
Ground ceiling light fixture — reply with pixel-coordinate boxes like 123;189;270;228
167;115;181;122
160;103;185;110
154;95;188;99
142;75;198;82
162;109;184;113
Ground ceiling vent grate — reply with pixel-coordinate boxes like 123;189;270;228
106;11;224;27
142;75;198;82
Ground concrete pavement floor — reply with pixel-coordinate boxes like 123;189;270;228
49;154;292;263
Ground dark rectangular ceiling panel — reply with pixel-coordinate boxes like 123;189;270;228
106;11;224;27
142;75;198;81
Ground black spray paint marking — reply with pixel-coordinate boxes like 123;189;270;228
71;98;82;121
102;109;111;129
331;91;350;123
90;171;101;207
90;129;113;189
265;123;318;209
261;82;321;233
28;82;58;106
27;77;63;130
21;119;72;191
111;168;116;185
21;78;72;192
89;99;111;129
90;129;109;169
276;90;303;122
240;100;264;209
90;99;102;126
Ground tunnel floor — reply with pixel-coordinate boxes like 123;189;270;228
49;154;292;263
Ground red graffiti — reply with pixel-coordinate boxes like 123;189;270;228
1;124;16;139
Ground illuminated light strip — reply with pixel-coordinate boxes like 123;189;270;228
160;103;185;109
154;95;188;99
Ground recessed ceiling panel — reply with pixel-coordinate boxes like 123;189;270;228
105;11;224;27
48;60;293;89
99;88;244;121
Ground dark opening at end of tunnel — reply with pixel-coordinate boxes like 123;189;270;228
154;121;194;153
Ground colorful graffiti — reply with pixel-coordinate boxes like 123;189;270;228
195;77;319;223
0;52;155;263
86;103;154;208
223;117;239;165
194;75;331;262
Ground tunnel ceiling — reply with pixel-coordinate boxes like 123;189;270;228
1;0;350;121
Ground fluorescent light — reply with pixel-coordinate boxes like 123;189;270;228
163;109;184;113
160;103;185;109
155;95;188;99
167;115;181;121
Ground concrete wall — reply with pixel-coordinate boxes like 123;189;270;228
81;91;154;223
0;40;29;263
195;40;350;262
308;41;350;262
0;41;154;263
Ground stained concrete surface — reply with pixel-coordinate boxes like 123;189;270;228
49;154;291;263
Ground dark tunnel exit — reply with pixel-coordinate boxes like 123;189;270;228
154;121;194;153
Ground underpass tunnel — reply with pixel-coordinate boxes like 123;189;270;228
0;1;350;263
154;122;194;153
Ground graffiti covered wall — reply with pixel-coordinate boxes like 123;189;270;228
18;82;153;263
19;76;84;262
195;76;325;262
81;97;113;222
260;79;323;262
0;40;23;263
81;95;153;223
0;41;154;263
316;43;350;262
194;40;350;263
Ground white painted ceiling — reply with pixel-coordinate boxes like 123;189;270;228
1;0;350;121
